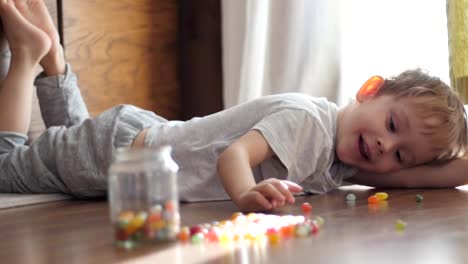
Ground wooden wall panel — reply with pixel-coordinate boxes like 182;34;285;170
179;0;223;120
62;0;180;119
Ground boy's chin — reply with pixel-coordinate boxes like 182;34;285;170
335;146;354;166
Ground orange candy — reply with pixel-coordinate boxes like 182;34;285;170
165;200;176;212
178;226;190;242
368;195;379;204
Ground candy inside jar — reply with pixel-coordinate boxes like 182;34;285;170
108;146;180;248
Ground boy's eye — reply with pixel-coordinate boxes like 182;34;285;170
389;116;396;132
395;150;403;163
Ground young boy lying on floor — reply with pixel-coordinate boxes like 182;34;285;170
0;0;467;212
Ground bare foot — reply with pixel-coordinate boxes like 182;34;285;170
13;0;63;73
0;0;51;64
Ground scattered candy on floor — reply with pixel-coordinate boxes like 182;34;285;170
367;195;379;204
315;216;325;226
375;192;389;201
114;192;424;248
395;219;407;232
179;212;324;245
114;200;180;248
301;202;313;213
346;193;356;201
415;194;424;203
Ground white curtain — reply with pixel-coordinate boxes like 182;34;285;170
339;0;449;105
222;0;449;108
222;0;341;108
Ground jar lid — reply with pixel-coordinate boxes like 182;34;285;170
114;146;179;173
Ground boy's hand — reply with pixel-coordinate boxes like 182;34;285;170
237;179;303;212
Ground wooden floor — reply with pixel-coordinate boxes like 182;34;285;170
2;185;468;264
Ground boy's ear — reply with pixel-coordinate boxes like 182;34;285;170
356;76;385;102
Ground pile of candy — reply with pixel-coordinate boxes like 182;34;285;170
113;192;425;247
113;200;180;248
178;212;325;245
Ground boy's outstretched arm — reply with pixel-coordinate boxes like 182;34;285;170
217;130;302;212
349;154;468;188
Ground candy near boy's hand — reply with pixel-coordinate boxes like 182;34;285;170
237;179;303;212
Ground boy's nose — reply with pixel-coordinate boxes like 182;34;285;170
377;137;397;155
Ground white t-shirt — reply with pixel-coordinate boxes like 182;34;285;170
145;93;356;202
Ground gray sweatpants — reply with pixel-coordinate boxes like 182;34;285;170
0;65;166;197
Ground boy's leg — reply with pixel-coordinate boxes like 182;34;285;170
0;105;161;196
0;0;51;134
35;63;91;128
14;0;90;128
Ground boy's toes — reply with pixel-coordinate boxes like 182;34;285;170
0;0;13;11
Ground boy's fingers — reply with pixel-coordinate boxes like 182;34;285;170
272;180;295;203
253;192;272;210
282;180;303;193
259;183;286;204
271;199;277;208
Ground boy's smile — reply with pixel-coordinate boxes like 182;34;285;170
336;95;438;174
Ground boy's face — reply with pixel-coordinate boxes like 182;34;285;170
336;95;437;173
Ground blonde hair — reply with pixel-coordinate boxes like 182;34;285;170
377;69;467;164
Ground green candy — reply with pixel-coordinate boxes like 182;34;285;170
295;223;310;237
346;193;356;201
415;194;424;203
315;216;325;227
191;233;205;244
118;219;130;229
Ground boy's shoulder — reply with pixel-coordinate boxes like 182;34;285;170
255;93;335;110
259;93;338;118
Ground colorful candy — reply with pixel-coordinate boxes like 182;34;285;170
415;194;424;203
375;192;389;200
206;227;220;242
395;219;407;232
178;226;190;242
346;193;356;201
191;233;205;244
178;213;323;246
310;220;320;234
315;216;325;227
368;195;379;204
113;200;180;248
267;232;281;245
301;202;313;213
295;223;310;237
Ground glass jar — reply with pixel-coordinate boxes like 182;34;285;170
108;146;180;248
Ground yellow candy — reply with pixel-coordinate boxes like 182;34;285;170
125;215;146;235
151;220;166;230
246;213;259;222
231;212;244;221
118;210;135;222
268;233;281;245
375;192;389;200
219;232;233;244
395;219;407;232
